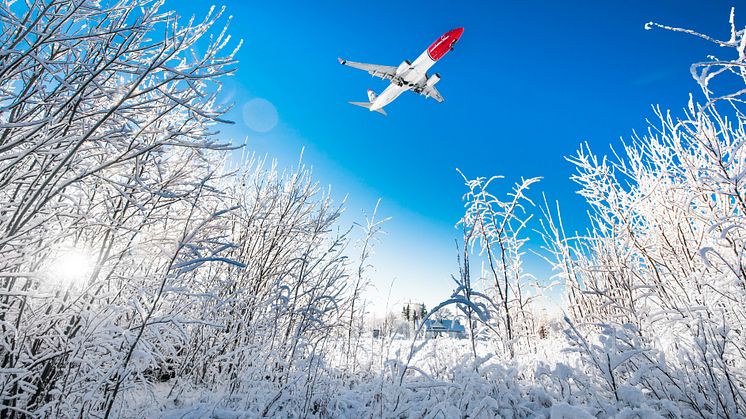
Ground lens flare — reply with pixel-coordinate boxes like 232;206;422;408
242;98;278;133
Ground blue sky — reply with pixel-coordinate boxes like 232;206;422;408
178;0;736;314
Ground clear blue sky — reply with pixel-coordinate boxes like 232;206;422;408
177;0;736;314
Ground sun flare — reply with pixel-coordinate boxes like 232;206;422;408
46;249;95;286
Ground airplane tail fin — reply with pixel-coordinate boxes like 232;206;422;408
367;89;378;103
348;101;387;116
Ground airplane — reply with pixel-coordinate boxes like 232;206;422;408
338;27;464;115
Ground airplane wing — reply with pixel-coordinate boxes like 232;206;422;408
338;58;397;81
419;84;444;103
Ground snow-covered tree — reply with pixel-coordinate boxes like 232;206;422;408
0;1;243;416
543;9;746;417
456;171;541;358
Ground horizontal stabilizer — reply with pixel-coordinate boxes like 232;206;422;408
348;101;387;116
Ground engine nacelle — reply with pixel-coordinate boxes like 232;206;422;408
426;73;441;87
396;60;412;76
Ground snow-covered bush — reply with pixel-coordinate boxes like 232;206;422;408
0;0;242;416
453;171;542;359
544;10;746;418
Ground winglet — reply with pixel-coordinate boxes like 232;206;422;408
338;57;346;65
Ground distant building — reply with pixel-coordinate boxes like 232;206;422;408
422;319;466;339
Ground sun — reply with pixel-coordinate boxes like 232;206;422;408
46;249;95;287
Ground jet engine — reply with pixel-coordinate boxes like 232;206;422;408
396;60;412;76
426;73;441;87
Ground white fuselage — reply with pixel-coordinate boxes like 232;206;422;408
369;52;436;111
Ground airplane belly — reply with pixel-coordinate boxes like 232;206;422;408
403;55;434;85
403;69;427;85
372;85;406;109
412;51;436;69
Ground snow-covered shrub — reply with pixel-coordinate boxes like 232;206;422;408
545;9;746;418
0;1;242;416
161;157;365;417
454;171;542;359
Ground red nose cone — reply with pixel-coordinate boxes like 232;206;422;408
427;27;464;61
450;27;464;40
